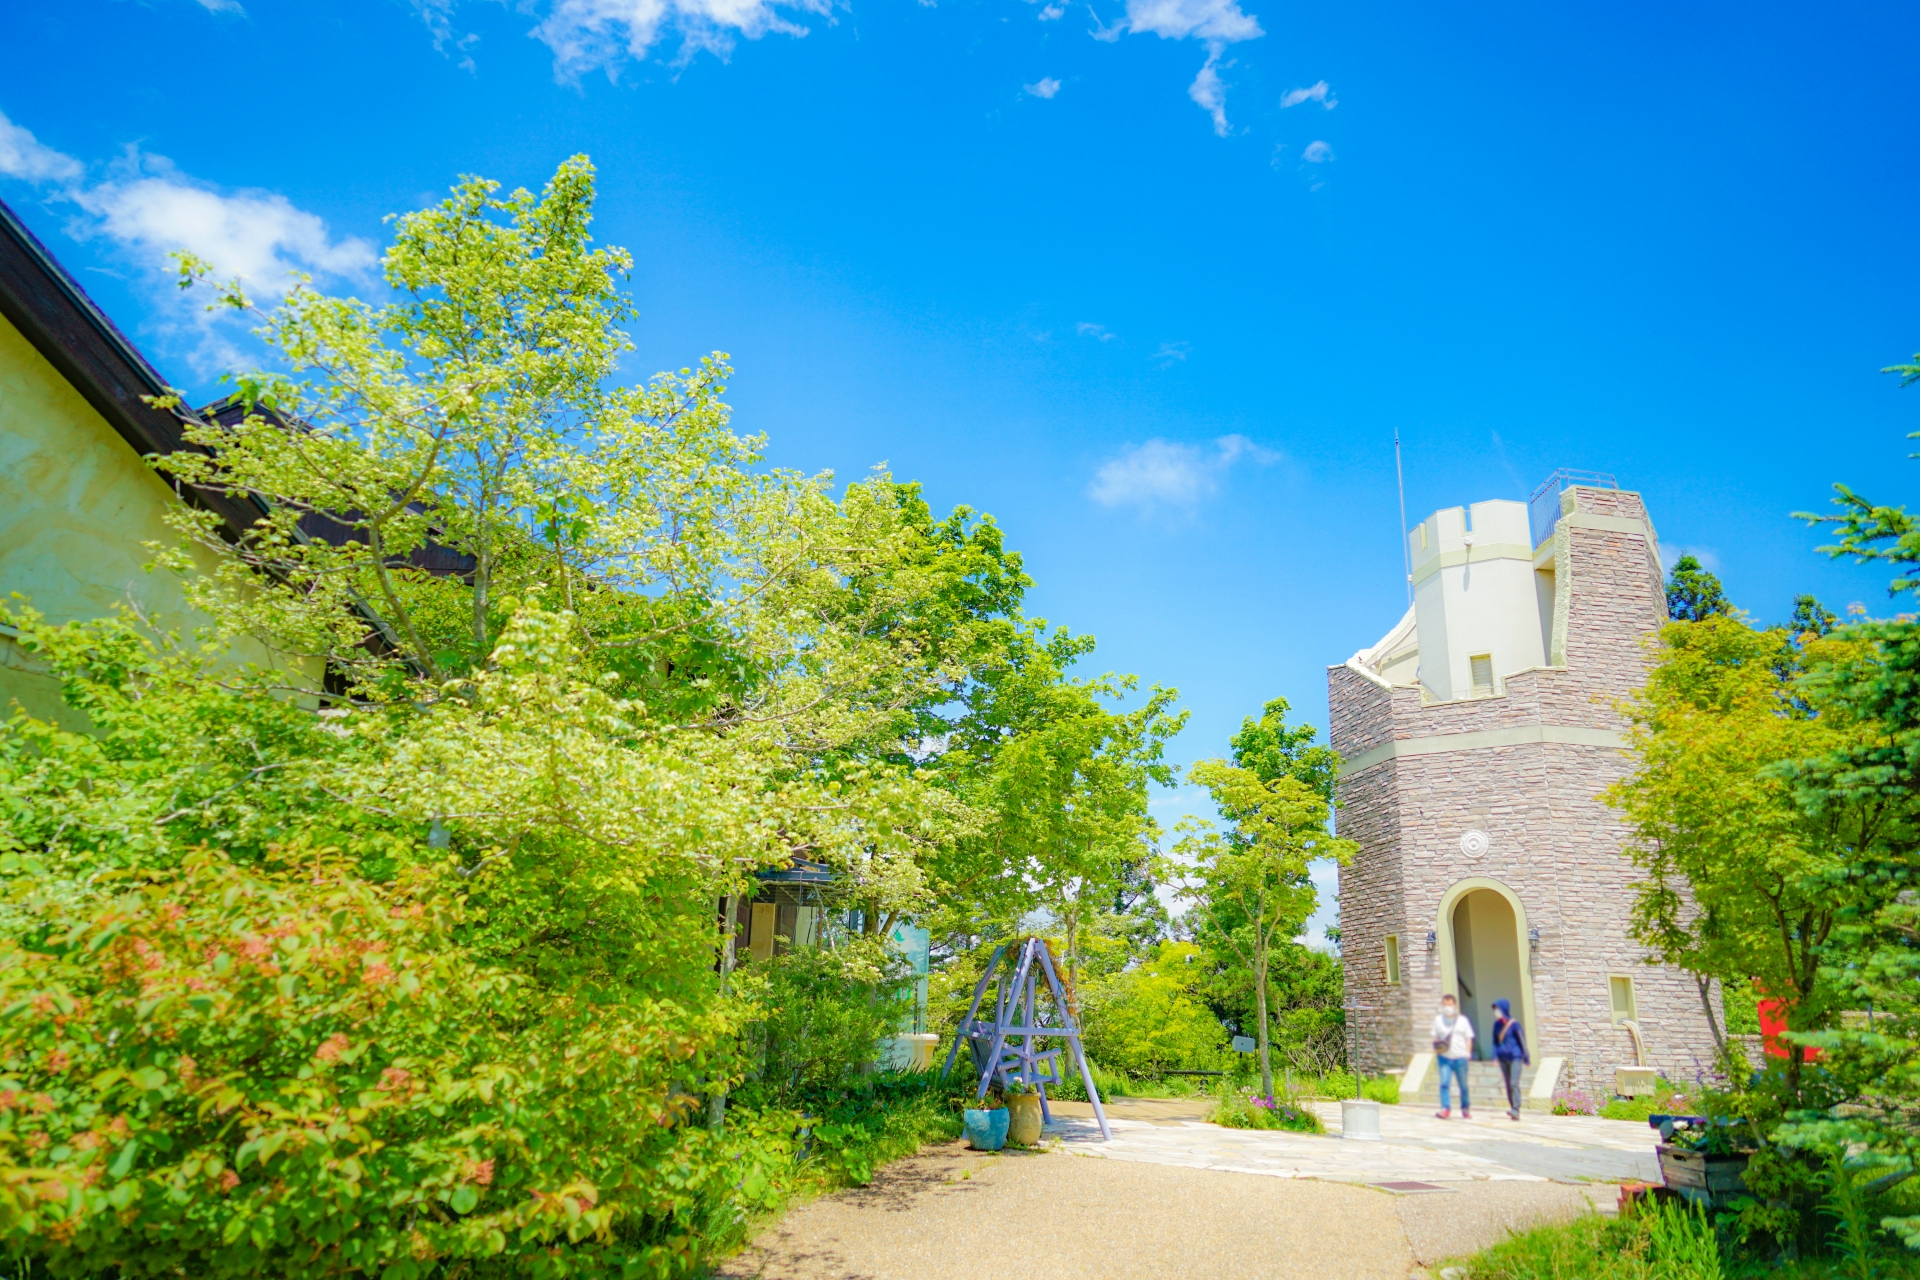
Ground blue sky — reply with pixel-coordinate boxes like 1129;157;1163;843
5;0;1917;940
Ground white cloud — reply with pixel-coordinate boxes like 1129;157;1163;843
1087;433;1277;509
1188;52;1230;136
1085;0;1260;133
1025;77;1062;99
1122;0;1260;42
1279;79;1335;108
0;113;83;186
0;111;374;372
1076;321;1115;341
193;0;246;12
1038;1;1066;16
411;0;834;79
72;160;375;305
1151;340;1190;365
1302;139;1334;163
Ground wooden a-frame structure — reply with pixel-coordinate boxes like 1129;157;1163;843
941;936;1111;1141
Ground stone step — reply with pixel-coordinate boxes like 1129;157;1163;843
1398;1053;1564;1112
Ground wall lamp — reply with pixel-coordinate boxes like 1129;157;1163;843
1425;931;1437;952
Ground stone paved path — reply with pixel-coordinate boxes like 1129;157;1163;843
1044;1097;1660;1186
711;1101;1646;1279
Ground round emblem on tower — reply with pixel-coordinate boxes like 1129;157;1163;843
1459;829;1490;858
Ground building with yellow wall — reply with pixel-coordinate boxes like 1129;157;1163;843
0;198;276;724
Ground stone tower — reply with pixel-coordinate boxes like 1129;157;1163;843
1326;474;1720;1099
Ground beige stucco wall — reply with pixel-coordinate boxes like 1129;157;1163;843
0;310;284;725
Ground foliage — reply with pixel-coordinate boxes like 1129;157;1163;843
1207;1088;1323;1133
0;156;1181;1278
733;942;912;1109
1227;696;1340;805
1668;554;1734;623
1447;1202;1729;1280
1171;739;1355;1106
0;848;735;1280
1282;1071;1398;1104
1601;1079;1703;1123
1077;941;1227;1078
1608;611;1891;1097
1553;1088;1601;1116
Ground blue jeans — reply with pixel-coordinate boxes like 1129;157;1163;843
1438;1056;1471;1111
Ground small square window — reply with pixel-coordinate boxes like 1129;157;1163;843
1384;934;1401;986
1470;654;1495;695
1609;975;1637;1024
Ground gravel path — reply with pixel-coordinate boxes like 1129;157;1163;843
710;1138;1612;1280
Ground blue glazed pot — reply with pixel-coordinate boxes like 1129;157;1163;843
963;1107;1010;1151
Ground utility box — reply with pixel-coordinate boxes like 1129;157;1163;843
1615;1066;1659;1097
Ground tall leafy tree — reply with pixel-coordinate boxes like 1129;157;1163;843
1173;761;1355;1102
1609;613;1892;1095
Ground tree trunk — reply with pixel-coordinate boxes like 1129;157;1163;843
1695;973;1726;1053
709;894;736;1133
1254;944;1274;1102
1065;907;1081;1021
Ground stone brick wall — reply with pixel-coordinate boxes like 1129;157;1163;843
1330;487;1722;1097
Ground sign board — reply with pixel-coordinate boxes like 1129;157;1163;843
1232;1035;1257;1054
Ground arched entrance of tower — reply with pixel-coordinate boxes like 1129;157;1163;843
1437;878;1537;1061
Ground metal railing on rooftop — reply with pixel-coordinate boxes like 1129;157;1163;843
1528;468;1619;550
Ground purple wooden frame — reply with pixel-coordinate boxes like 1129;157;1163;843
939;938;1110;1140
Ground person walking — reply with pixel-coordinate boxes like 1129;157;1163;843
1491;998;1530;1121
1431;993;1474;1120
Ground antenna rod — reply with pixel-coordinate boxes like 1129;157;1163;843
1394;428;1412;605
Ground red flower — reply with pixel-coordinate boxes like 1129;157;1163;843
377;1066;411;1093
471;1158;495;1186
315;1033;350;1064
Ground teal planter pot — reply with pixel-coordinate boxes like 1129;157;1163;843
963;1107;1009;1151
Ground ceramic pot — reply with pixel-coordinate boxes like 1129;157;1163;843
1006;1093;1043;1146
963;1107;1009;1151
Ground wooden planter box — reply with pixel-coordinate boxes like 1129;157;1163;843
1657;1144;1750;1208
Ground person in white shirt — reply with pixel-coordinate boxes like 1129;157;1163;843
1431;994;1474;1120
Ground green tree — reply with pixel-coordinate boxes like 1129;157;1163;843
1173;761;1355;1103
0;158;1055;1275
1078;941;1228;1077
1228;695;1341;804
1768;378;1920;1246
1666;553;1733;622
1609;611;1893;1099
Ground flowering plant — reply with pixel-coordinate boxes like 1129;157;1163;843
1551;1087;1600;1116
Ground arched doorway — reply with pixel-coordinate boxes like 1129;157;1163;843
1436;878;1537;1061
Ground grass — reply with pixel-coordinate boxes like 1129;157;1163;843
1286;1070;1401;1105
1599;1078;1704;1123
1208;1088;1326;1133
1446;1201;1920;1280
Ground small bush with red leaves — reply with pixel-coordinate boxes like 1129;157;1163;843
0;849;758;1279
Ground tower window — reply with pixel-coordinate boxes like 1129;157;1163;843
1384;934;1401;986
1470;654;1495;695
1609;975;1637;1024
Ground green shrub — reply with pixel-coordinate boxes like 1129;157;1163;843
1077;942;1229;1078
0;849;742;1280
1040;1060;1137;1101
1288;1071;1399;1105
734;942;913;1108
1601;1078;1704;1122
1451;1201;1722;1280
1208;1089;1324;1133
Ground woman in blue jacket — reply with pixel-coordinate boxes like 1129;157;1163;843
1490;999;1529;1121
